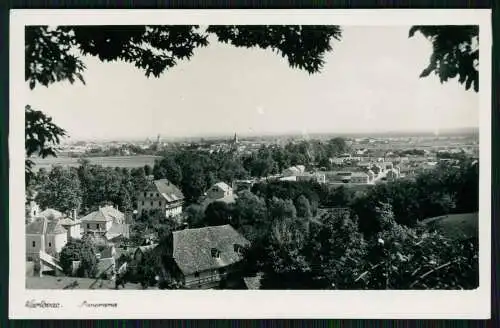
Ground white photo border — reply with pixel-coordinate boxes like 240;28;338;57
9;9;492;319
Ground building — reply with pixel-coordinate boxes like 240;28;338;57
232;179;255;193
386;168;400;181
170;225;250;289
202;182;238;209
137;179;184;218
323;171;371;184
25;200;41;223
26;217;68;261
350;172;370;184
80;206;125;235
58;217;82;240
381;161;394;172
207;182;233;200
282;165;306;177
38;208;64;220
106;222;131;243
296;173;326;184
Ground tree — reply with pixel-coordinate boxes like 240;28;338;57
409;25;479;92
35;165;82;214
25;105;66;186
59;239;98;278
326;137;348;157
153;156;182;186
268;197;297;222
205;201;232;226
136;249;163;289
295;195;312;219
144;165;153;176
359;204;478;289
232;190;269;243
306;210;368;289
184;204;205;228
260;216;313;289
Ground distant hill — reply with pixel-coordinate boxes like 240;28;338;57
421;212;479;241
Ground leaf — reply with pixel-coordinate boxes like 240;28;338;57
419;66;434;78
408;26;419;38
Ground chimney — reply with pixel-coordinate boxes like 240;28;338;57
73;209;77;221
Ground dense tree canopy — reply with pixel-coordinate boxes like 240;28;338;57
35;165;82;214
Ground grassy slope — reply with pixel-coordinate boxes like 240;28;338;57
422;212;479;241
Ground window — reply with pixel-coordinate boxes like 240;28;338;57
210;248;220;258
48;242;52;247
144;192;147;197
194;272;200;278
32;241;35;247
151;201;153;206
234;244;243;255
142;201;144;206
87;224;90;229
96;224;100;229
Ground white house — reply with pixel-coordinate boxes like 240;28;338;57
351;172;370;184
137;179;184;218
207;182;233;200
80;206;124;235
26;217;68;261
58;217;82;240
282;165;306;177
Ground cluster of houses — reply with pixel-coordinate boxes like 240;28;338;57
26;176;253;289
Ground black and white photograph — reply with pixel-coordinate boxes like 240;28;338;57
10;10;491;319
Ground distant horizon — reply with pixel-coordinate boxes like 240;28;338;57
63;126;479;143
29;26;479;141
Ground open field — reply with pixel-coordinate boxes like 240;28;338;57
29;155;161;171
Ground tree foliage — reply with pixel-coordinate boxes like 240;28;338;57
59;238;98;278
25;105;67;185
409;25;479;92
35;165;82;214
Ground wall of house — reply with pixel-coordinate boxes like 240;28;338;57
83;220;112;234
45;233;68;256
207;187;227;200
184;269;223;289
351;176;369;183
69;224;81;239
26;234;43;261
165;205;182;217
137;195;183;218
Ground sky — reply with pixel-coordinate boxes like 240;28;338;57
26;26;479;141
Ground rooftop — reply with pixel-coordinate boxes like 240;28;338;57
80;206;124;223
173;225;250;275
152;179;184;202
213;182;232;192
26;217;67;235
38;208;64;220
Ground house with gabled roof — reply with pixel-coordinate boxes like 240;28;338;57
80;205;125;235
137;179;184;218
169;225;250;289
26;217;68;261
